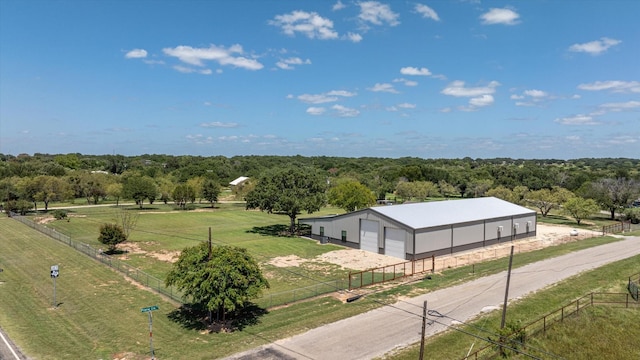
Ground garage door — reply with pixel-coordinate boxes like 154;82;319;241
360;219;379;253
385;228;406;259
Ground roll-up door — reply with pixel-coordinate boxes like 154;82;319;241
385;228;406;259
360;219;379;253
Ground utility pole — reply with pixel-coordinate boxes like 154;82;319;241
501;245;515;329
419;300;427;360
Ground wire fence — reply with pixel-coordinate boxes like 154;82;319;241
463;292;640;359
9;213;348;309
256;279;350;308
10;214;184;303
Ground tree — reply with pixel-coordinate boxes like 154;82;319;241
201;179;221;207
173;184;196;209
106;182;123;206
438;180;458;198
123;175;157;209
35;176;72;210
486;186;517;203
527;187;574;217
98;223;127;253
114;208;138;240
588;178;639;219
327;180;376;212
165;243;269;323
562;197;600;225
245;166;326;233
526;189;556;217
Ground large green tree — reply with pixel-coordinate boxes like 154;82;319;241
562;197;600;225
201;178;221;207
165;243;269;323
587;178;639;219
245;166;326;233
328;180;375;212
123;175;157;209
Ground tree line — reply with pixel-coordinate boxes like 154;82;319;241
1;153;639;223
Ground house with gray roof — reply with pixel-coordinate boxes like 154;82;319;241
299;197;537;260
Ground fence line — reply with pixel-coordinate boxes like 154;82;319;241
10;214;184;303
348;257;433;290
463;292;639;359
10;214;348;309
602;221;631;235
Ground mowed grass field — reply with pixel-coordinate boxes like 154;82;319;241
38;203;351;296
0;217;383;359
0;207;636;359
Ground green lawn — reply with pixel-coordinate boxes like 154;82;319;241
34;203;350;296
1;212;635;359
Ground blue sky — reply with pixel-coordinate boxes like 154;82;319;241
1;0;638;159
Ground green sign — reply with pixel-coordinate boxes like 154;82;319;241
141;305;159;313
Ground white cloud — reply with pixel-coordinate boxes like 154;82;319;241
598;101;640;111
469;94;494;107
386;106;398;112
358;1;400;27
332;104;360;117
510;94;524;100
345;32;363;43
577;80;640;93
306;107;326;115
398;102;416;109
368;83;399;93
569;37;621;55
441;80;500;97
326;90;357;97
172;65;213;75
276;57;312;70
296;90;355;104
524;89;547;98
163;44;263;70
125;49;148;58
400;66;431;76
298;94;339;104
269;11;339;40
200;121;238;128
554;114;601;125
333;1;346;11
414;4;440;21
393;78;418;86
480;8;520;25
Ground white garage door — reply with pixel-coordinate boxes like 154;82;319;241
385;228;406;259
360;219;379;253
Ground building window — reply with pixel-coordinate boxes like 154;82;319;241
341;230;347;242
320;226;324;236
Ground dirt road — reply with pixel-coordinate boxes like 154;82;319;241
226;235;640;360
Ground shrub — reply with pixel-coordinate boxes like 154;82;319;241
52;209;68;220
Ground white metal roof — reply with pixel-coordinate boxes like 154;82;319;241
371;197;535;229
229;176;249;186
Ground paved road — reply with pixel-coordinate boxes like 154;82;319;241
226;235;640;360
0;325;26;360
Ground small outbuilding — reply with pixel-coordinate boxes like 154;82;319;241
299;197;537;260
229;176;250;187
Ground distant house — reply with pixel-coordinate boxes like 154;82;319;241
229;176;250;187
299;197;537;260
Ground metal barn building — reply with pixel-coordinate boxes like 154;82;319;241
299;197;537;260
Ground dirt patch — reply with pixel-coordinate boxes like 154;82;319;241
35;216;55;224
268;255;307;267
118;242;180;263
316;249;404;271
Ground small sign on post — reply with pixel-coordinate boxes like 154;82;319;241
51;265;59;308
141;305;159;359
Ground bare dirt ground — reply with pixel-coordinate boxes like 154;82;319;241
268;224;602;271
